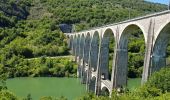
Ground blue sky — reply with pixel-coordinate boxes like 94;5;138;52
145;0;169;5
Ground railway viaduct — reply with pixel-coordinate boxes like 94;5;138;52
65;10;170;96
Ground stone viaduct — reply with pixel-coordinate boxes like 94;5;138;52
66;10;170;96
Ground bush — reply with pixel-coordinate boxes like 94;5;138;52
0;90;18;100
145;67;170;93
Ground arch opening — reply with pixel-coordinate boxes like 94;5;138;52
151;22;170;73
84;33;91;63
118;24;145;89
79;34;85;59
100;29;115;81
101;87;110;96
90;31;100;72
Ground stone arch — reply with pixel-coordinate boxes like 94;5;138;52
102;28;115;37
113;24;145;88
100;28;115;80
151;22;170;73
84;33;91;63
90;31;100;72
101;86;110;96
119;24;146;49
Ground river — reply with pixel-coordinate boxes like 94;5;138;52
6;77;141;100
6;77;86;100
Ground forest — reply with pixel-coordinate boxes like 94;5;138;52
0;0;169;99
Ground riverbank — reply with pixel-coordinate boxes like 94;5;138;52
0;56;77;78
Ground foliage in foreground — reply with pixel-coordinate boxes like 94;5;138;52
78;67;170;100
0;65;169;100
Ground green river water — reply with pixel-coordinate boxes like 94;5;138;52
6;77;141;100
6;77;86;100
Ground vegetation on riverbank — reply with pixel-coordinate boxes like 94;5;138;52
0;67;169;100
78;67;170;100
0;0;168;80
0;56;77;78
0;0;170;99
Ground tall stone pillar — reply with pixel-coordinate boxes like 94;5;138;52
111;48;128;89
142;19;155;84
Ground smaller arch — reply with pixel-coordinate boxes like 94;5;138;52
79;34;85;59
102;28;115;38
100;28;115;81
83;32;91;63
92;31;100;39
85;32;91;38
101;86;110;96
119;24;146;49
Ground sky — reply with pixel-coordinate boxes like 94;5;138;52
145;0;169;5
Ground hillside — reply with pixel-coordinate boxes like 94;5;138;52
0;0;169;99
0;0;31;27
0;0;167;78
38;0;167;31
